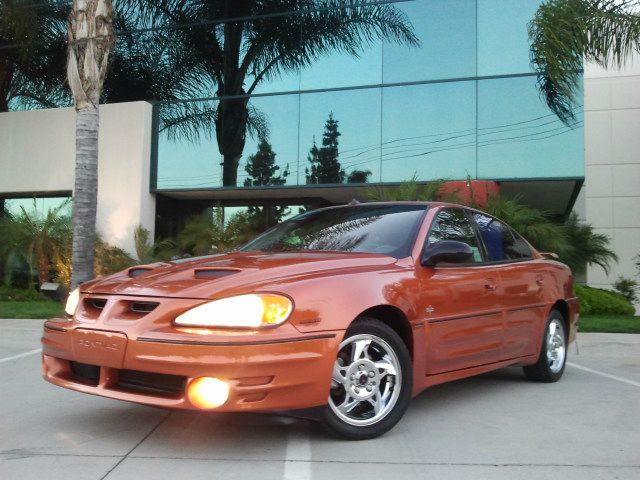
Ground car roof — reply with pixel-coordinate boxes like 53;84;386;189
315;201;483;211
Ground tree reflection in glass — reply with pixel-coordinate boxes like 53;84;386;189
241;205;427;258
154;1;418;186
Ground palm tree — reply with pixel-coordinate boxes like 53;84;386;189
179;207;257;255
93;237;136;278
366;179;617;275
2;2;214;111
529;0;640;124
102;4;211;105
67;0;115;288
0;0;67;111
146;0;419;186
482;196;571;257
57;226;179;286
133;225;177;263
561;212;617;275
0;200;71;287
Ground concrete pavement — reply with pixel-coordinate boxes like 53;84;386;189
1;319;639;480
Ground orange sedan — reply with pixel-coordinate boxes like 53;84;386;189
42;202;578;439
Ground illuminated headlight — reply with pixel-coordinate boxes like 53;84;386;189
65;288;80;316
174;294;293;328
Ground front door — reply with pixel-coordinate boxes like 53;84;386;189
417;208;503;375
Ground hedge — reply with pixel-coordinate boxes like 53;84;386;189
574;284;635;316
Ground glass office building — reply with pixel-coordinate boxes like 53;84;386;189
153;0;584;218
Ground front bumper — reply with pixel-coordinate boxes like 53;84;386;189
42;320;341;412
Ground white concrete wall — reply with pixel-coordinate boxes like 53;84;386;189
582;60;640;292
0;107;76;194
0;102;155;257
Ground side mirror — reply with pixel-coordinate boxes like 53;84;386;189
422;240;475;266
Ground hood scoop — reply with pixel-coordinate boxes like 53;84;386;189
128;263;170;278
193;268;240;280
129;267;154;278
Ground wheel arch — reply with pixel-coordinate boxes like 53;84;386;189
550;299;570;337
355;305;413;359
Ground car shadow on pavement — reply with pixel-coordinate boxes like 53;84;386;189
28;366;531;455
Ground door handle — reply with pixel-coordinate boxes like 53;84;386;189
484;281;496;291
536;275;544;286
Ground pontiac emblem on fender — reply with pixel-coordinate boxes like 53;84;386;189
425;305;435;315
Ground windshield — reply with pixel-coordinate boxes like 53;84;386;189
241;204;428;258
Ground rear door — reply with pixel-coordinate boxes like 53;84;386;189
416;207;504;375
471;213;545;359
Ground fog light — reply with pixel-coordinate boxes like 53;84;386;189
187;377;229;409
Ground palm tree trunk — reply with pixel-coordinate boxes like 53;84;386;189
67;0;114;288
71;107;99;287
0;62;14;112
37;251;51;286
222;154;241;186
216;97;248;187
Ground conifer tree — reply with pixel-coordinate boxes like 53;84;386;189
347;169;371;183
306;113;345;184
243;138;289;228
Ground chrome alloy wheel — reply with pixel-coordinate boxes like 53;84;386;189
547;318;566;374
328;334;402;426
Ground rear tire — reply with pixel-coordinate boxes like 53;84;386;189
323;317;412;440
523;309;567;383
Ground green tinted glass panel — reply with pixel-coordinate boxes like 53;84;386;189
156;100;220;190
238;94;301;187
477;76;584;180
477;0;543;75
381;81;476;182
383;0;476;84
299;87;382;185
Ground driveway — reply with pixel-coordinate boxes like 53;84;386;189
1;319;638;480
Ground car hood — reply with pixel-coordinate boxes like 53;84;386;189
81;251;400;299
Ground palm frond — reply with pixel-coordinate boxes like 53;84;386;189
159;101;218;142
1;0;68;110
561;212;618;274
247;1;419;89
529;0;640;124
134;225;177;263
246;103;270;140
484;196;570;257
160;99;269;143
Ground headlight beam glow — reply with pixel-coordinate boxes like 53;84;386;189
187;377;229;409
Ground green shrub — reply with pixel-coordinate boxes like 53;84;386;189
576;290;592;316
0;286;47;302
575;285;635;316
94;240;136;277
613;276;638;303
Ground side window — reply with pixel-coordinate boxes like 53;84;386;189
506;228;533;260
472;213;504;261
427;209;483;263
473;213;532;262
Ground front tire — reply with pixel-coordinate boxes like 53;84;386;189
323;317;412;440
523;310;567;382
